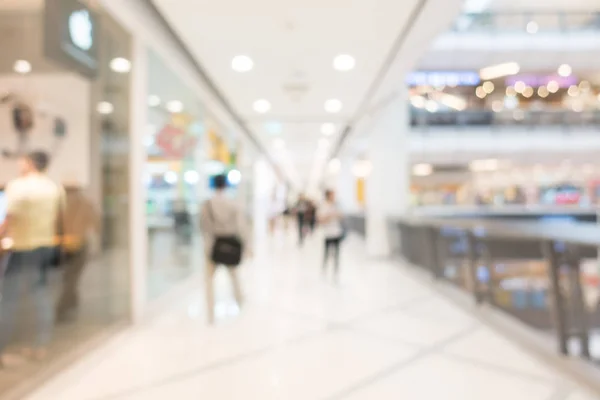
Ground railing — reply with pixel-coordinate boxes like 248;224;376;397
348;213;600;363
410;110;600;132
453;11;600;34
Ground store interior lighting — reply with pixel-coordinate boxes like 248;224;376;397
13;60;32;74
148;95;161;107
333;54;356;72
558;64;572;78
253;99;271;113
413;163;433;177
321;123;336;136
166;100;183;113
324;99;343;113
479;62;520;80
164;171;178;184
227;169;242;185
96;101;114;115
231;55;253;72
110;57;131;73
526;21;539;34
184;170;199;184
470;159;500;172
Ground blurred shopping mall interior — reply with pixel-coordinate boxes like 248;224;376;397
1;0;600;398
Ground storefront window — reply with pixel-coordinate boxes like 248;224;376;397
0;1;131;395
145;49;207;299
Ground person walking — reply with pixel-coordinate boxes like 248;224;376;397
318;190;345;278
0;151;64;363
295;194;309;246
55;185;100;322
200;174;249;324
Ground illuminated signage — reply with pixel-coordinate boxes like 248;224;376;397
44;0;98;78
407;71;480;87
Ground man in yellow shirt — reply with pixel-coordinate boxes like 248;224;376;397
0;151;63;363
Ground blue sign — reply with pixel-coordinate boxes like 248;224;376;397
407;71;480;87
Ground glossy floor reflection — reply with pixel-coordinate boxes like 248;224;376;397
25;232;600;400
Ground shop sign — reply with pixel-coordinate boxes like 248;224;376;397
44;0;99;78
156;125;197;159
407;71;480;87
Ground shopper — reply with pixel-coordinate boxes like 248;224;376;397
318;190;345;277
199;174;249;324
0;151;64;363
55;185;100;322
295;194;309;246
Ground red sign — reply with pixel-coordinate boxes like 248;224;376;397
156;125;196;159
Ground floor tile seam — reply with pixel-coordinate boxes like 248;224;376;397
321;324;480;400
80;325;336;400
439;351;567;386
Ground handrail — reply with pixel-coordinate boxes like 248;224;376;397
452;11;600;33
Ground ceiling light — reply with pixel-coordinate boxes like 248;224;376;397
148;95;161;107
413;163;433;177
492;100;503;113
324;99;343;113
425;100;439;112
480;62;520;80
470;159;499;172
438;93;466;111
253;99;271;113
227;169;242;185
475;86;486;99
164;171;178;184
522;87;534;98
579;80;591;91
231;55;253;72
96;101;114;115
333;54;356;71
506;86;517;96
321;123;336;136
410;96;426;109
482;81;495;94
328;158;341;173
558;64;572;77
184;170;199;184
568;85;579;97
538;86;549;98
166;100;184;113
526;21;539;34
514;81;526;94
110;57;131;73
547;80;560;93
13;60;31;74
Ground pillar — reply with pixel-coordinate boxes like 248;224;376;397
365;94;410;257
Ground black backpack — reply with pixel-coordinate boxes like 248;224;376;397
206;201;243;267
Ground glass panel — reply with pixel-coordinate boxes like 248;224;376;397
0;1;131;394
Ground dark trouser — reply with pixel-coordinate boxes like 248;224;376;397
297;213;306;245
324;237;342;272
0;247;54;353
56;247;87;320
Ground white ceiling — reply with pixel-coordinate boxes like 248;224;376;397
152;0;459;189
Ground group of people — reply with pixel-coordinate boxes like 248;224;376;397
200;184;346;323
0;151;98;364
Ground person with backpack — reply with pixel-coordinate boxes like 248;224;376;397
199;174;249;324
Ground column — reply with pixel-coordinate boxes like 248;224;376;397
128;37;149;322
365;94;410;257
336;156;359;213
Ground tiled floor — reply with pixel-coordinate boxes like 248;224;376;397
24;232;600;400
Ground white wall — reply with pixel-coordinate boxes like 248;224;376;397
0;73;90;186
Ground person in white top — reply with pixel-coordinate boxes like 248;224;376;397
0;151;64;363
317;190;345;276
199;174;249;324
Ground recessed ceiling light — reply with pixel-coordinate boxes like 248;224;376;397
14;60;31;74
253;99;271;113
558;64;572;77
412;163;433;177
96;101;114;115
231;55;254;72
148;95;161;107
324;99;342;113
110;57;131;73
333;54;355;71
166;100;184;113
321;123;336;136
526;21;539;34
